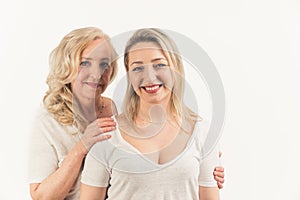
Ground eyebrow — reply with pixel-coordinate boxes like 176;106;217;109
81;57;111;62
81;57;93;61
130;61;143;66
130;58;167;66
151;58;166;62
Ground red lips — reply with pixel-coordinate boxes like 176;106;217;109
142;84;162;94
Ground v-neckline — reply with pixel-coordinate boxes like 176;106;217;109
115;121;200;168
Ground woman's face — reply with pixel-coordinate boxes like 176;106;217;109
71;38;113;102
128;42;174;105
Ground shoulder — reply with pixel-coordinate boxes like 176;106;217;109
194;117;210;131
99;96;118;117
102;96;117;110
33;105;56;125
32;105;75;136
194;117;221;159
101;96;113;103
192;117;210;145
182;116;208;137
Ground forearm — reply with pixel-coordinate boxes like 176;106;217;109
30;141;86;200
199;186;220;200
80;184;107;200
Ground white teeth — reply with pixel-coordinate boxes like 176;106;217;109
145;85;159;91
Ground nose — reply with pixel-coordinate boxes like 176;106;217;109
90;64;103;80
143;64;156;82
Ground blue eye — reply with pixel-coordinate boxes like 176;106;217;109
132;66;144;72
100;62;110;70
80;61;91;67
154;63;167;68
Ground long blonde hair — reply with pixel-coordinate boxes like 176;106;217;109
123;28;198;126
43;27;117;127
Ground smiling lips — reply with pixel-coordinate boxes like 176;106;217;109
141;84;162;94
85;82;101;89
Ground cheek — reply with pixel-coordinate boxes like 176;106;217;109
75;68;89;81
71;68;87;93
159;69;174;88
70;79;80;97
71;73;81;90
101;70;112;83
129;73;142;90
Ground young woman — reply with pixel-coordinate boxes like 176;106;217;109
80;28;221;199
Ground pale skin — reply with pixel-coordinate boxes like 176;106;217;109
30;38;224;199
80;42;220;199
29;39;116;200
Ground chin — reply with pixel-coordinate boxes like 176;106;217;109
145;97;168;105
83;96;97;101
82;91;97;99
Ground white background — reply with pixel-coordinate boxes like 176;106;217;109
1;0;299;199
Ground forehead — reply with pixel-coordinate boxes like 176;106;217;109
128;42;166;60
82;38;112;59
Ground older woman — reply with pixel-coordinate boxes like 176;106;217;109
28;27;118;200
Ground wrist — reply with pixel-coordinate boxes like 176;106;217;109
77;140;88;156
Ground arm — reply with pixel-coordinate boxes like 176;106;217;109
198;143;220;199
30;142;86;200
80;184;107;200
29;117;115;200
198;149;220;200
80;145;111;200
199;186;220;200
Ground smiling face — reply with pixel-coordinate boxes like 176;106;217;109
71;38;113;103
128;42;174;105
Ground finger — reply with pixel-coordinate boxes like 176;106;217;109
214;166;224;172
97;121;116;128
87;126;115;138
97;126;116;134
97;117;115;124
213;171;224;178
217;182;223;189
87;118;114;129
214;176;224;183
95;134;111;142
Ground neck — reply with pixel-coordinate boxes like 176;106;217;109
76;96;98;123
136;99;170;123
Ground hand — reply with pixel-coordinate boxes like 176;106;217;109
213;151;225;189
80;117;116;154
213;166;224;189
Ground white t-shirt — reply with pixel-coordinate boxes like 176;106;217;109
28;106;82;200
81;119;220;200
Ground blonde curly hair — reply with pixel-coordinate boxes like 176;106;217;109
43;27;118;127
